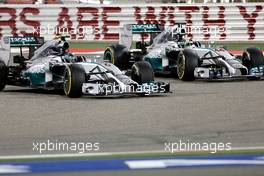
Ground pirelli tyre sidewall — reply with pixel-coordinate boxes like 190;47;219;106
131;61;154;84
63;64;85;98
0;59;8;91
242;47;264;69
177;49;199;81
104;44;130;70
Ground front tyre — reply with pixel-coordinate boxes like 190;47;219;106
177;49;199;81
131;61;154;84
63;64;85;98
0;60;8;91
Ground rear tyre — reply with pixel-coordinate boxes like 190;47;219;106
63;64;85;98
104;44;130;70
0;60;8;91
177;49;199;81
242;47;264;69
131;61;154;84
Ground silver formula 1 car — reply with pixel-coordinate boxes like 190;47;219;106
104;23;264;81
0;36;169;98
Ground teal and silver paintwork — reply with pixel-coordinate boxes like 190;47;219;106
143;36;181;72
144;56;163;70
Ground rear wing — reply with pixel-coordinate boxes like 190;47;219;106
9;36;44;47
119;24;164;50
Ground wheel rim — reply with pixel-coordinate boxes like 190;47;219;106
132;65;141;83
104;51;113;64
63;67;71;95
177;54;185;79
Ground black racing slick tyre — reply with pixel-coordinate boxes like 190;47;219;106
63;64;85;98
104;44;130;70
242;47;264;69
177;49;199;81
131;61;154;84
0;60;8;91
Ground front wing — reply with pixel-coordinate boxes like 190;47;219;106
194;66;264;81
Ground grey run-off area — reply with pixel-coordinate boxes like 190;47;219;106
0;78;264;155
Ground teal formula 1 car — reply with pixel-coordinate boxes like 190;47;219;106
0;36;169;97
104;23;264;81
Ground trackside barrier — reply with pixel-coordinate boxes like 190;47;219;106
0;4;263;41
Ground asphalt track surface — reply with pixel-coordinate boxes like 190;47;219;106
0;78;264;156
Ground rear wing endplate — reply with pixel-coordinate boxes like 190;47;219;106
0;36;11;65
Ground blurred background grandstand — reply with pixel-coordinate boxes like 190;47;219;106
1;0;264;4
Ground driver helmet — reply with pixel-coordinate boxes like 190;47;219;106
54;34;61;39
172;25;186;42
